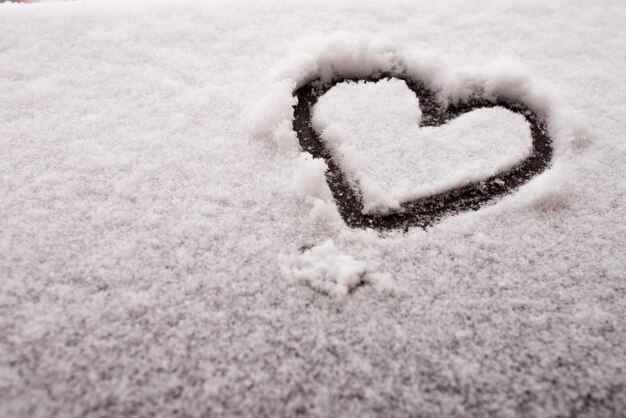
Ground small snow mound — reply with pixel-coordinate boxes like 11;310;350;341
516;162;572;210
485;161;572;214
279;240;396;297
309;198;342;225
292;152;343;227
292;152;331;200
247;80;299;153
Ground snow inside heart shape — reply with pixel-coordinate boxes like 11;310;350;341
293;74;553;231
312;79;534;215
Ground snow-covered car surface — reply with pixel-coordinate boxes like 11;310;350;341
1;0;625;416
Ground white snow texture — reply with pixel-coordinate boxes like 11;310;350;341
312;79;533;213
1;0;625;417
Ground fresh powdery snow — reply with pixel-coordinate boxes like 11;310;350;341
1;0;626;417
312;79;533;213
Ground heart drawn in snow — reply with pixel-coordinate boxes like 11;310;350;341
293;74;553;231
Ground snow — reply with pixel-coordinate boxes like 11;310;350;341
312;79;533;213
292;152;342;226
279;239;401;297
292;152;332;201
1;0;626;416
280;240;368;297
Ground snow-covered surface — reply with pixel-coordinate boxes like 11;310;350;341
312;79;533;213
1;0;625;416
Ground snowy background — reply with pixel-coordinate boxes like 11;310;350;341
1;0;625;416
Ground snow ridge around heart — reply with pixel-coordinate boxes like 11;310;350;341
250;34;587;232
311;79;533;214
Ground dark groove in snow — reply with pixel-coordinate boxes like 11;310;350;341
293;74;553;231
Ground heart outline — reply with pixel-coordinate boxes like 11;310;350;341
293;74;553;231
